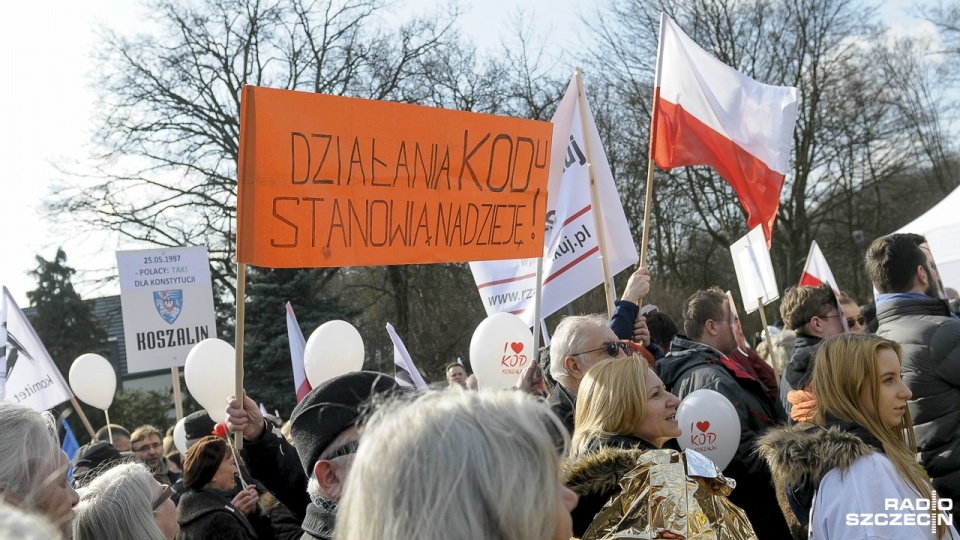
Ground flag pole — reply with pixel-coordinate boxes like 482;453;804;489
639;14;669;272
532;255;544;357
574;68;616;319
757;297;773;355
69;396;96;439
234;262;247;450
171;366;184;421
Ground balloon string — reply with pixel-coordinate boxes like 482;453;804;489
227;437;248;490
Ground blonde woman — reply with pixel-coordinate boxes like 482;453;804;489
571;355;681;456
759;333;958;539
565;355;752;539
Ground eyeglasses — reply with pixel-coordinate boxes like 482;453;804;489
327;440;360;460
571;341;630;358
133;441;162;453
846;315;867;327
152;484;173;512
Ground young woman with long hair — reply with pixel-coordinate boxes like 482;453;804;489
760;333;957;539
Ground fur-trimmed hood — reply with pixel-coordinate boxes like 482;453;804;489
757;423;877;489
563;446;646;497
756;423;879;539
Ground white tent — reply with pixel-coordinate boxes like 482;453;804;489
894;184;960;292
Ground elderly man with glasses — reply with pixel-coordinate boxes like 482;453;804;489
547;314;631;435
655;287;789;540
225;372;401;540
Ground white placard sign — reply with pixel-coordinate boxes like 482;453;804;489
117;247;218;373
729;225;779;313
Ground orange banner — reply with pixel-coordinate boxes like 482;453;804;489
237;86;552;268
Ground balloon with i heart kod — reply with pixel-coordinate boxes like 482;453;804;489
303;320;365;387
676;389;740;470
469;312;533;389
184;338;237;423
69;353;117;410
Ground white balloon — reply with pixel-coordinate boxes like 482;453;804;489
676;389;741;470
184;339;237;423
69;353;117;410
469;313;534;390
173;417;188;456
303;320;364;387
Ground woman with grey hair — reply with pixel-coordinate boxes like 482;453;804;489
336;389;578;540
0;402;78;534
72;461;178;540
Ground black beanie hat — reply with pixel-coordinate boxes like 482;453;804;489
289;371;400;476
73;441;122;470
183;410;218;441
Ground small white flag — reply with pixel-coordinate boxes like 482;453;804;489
387;323;429;392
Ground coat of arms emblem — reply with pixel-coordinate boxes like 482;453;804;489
154;290;183;324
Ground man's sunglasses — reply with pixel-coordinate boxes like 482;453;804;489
571;341;630;358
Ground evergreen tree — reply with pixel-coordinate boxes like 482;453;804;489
27;248;110;443
27;248;108;374
242;267;361;417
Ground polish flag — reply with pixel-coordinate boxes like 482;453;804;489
799;240;840;294
285;302;312;402
652;14;800;243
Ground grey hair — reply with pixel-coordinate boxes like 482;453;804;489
72;462;166;540
0;402;61;510
0;502;62;540
549;314;609;380
336;390;569;540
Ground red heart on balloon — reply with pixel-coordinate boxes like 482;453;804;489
696;421;711;433
510;342;524;354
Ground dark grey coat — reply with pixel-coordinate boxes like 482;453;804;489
877;296;960;503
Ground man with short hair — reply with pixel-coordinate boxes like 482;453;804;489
867;232;960;506
131;425;180;485
656;287;788;539
445;363;467;389
227;371;401;539
94;424;131;452
547;314;629;435
777;283;846;421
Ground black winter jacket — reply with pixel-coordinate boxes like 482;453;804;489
656;336;790;539
176;489;259;540
877;296;960;503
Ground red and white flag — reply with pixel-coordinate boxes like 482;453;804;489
652;14;800;243
799;240;840;294
469;74;638;325
285;302;311;403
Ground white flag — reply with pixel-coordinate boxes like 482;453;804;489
1;287;73;410
470;74;638;325
386;323;429;392
729;226;780;313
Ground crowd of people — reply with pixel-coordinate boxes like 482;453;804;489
1;232;959;539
